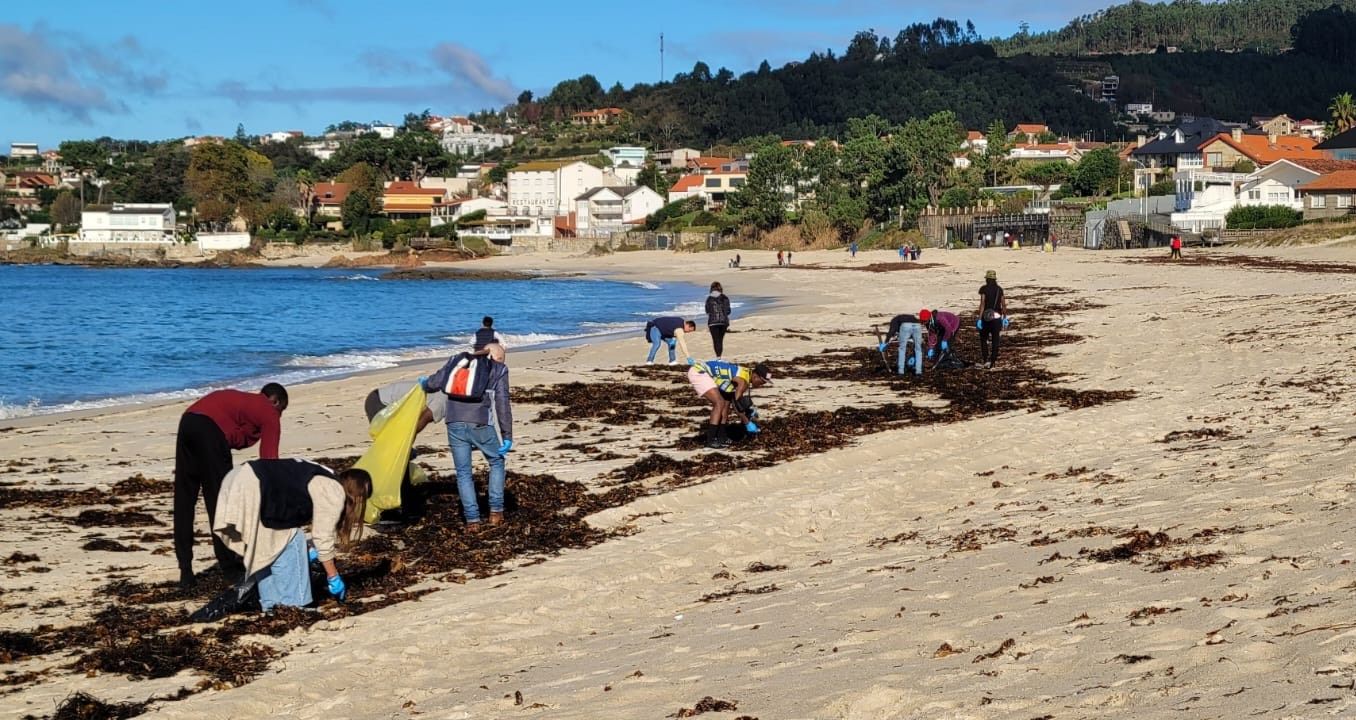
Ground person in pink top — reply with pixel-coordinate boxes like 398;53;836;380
923;309;961;365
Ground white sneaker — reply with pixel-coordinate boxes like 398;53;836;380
668;360;677;366
646;360;654;365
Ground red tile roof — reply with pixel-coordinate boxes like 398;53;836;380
313;182;350;206
670;174;704;192
1299;170;1356;191
384;181;446;196
1014;123;1050;134
1285;158;1356;174
689;156;734;170
1199;133;1324;164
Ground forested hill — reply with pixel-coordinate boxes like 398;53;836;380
992;0;1356;56
539;23;1118;147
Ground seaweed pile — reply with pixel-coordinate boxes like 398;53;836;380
1133;253;1356;274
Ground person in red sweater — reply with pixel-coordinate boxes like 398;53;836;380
174;383;287;589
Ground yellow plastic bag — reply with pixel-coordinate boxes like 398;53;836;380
356;384;425;523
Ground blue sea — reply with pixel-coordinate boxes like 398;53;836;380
0;265;711;418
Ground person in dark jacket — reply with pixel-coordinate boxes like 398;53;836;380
420;354;514;529
175;383;288;589
705;282;732;358
924;309;961;363
878;313;925;376
977;270;1009;369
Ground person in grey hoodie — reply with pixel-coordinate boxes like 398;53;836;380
705;281;732;358
419;353;513;528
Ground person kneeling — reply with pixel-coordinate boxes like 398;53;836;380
213;459;371;611
688;360;772;448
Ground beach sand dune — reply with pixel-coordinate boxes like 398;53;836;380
3;246;1356;719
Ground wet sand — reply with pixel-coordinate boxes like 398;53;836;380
4;245;1356;719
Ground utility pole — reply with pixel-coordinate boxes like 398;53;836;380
660;33;665;84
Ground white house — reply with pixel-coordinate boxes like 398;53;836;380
300;140;339;161
1170;158;1356;232
431;196;509;227
370;125;397;140
9;143;39;159
1125;103;1154;116
668;171;746;208
602;146;648;168
506;160;612;216
441;131;514;157
573;185;665;236
78;203;176;244
1008;143;1081;163
261;131;303;144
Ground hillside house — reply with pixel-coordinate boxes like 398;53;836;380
506;160;612;216
573;185;665;236
9;143;39;159
381;181;448;219
570;108;624;126
312;182;351;218
1297;171;1356;221
1196;129;1324;170
668;171;746;209
1009;124;1050;143
654;148;700;169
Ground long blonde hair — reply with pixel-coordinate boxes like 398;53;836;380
336;468;372;548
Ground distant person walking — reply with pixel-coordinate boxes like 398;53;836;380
777;250;784;266
1170;234;1182;259
976;270;1009;369
175;383;288;589
849;241;858;258
705;282;733;358
786;251;792;264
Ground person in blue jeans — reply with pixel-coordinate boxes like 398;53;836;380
878;312;925;376
420;353;514;529
643;316;695;365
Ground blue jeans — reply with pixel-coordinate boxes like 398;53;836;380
896;323;923;376
448;422;505;523
255;530;311;611
646;326;676;363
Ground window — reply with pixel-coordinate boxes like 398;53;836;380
1338;195;1352;209
705;178;721;188
730;178;746;188
1311;195;1326;209
1208;152;1223;167
1267;192;1286;203
1248;190;1261;200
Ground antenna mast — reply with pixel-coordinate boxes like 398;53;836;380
660;33;665;83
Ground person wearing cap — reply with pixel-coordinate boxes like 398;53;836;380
687;360;772;449
878;312;926;376
977;270;1009;369
923;308;961;364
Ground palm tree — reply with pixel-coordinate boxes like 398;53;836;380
295;169;316;224
1330;92;1356;134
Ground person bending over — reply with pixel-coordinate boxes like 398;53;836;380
213;460;370;611
688;360;772;448
643;316;696;365
924;308;960;364
878;312;926;376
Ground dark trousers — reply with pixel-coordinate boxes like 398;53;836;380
174;412;242;579
363;391;422;520
709;324;728;357
1170;247;1181;259
979;319;1002;365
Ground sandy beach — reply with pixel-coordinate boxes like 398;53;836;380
4;242;1356;719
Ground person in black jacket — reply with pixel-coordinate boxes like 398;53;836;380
705;282;732;358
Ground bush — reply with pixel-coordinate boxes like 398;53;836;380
1226;205;1302;229
1148;179;1176;196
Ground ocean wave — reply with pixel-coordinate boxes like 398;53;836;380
631;281;661;290
441;331;593;349
0;387;213;420
635;301;706;317
325;274;379;281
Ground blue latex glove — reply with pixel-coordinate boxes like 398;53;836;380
327;574;347;601
744;421;760;434
976;318;983;330
927;349;935;360
498;439;514;454
308;546;319;563
940;340;949;352
877;342;887;352
1001;317;1011;329
417;375;428;389
686;357;695;365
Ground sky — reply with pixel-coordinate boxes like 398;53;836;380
0;0;1115;149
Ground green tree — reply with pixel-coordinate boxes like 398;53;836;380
636;162;668;196
1330;92;1356;134
57;140;108;208
341;189;378;236
1020;161;1070;196
186;142;256;226
979;120;1012;187
733;137;797;230
1070;148;1122;197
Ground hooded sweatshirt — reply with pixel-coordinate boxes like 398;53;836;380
926;311;961;348
705;291;732;327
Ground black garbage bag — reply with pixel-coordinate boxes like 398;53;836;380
189;582;261;623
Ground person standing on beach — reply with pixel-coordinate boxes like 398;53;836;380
977;270;1009;369
474;316;505;353
1170;234;1182;259
849;241;858;258
420;350;513;529
705;282;732;358
786;251;792;264
878;312;926;376
643;316;696;365
777;250;784;266
175;383;288;589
